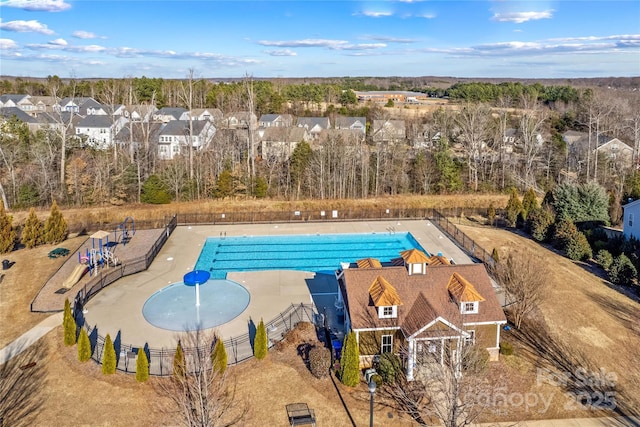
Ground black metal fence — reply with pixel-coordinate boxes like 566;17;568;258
74;215;177;308
81;303;316;376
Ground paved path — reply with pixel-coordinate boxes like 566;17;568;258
476;417;639;426
0;312;61;364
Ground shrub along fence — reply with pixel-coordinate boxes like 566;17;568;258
80;303;316;376
70;206;498;376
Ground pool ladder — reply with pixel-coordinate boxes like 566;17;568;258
219;231;227;239
386;226;396;234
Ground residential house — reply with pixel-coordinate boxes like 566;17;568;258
182;108;223;123
337;248;506;380
595;137;634;171
259;113;294;128
75;115;129;149
122;104;158;122
156;119;216;160
623;199;640;241
55;97;100;115
372;119;406;144
29;96;58;113
0;94;34;111
315;128;365;148
334;116;366;135
0;107;41;133
223;112;257;130
152;107;188;123
297;117;330;140
260;126;310;161
114;121;163;150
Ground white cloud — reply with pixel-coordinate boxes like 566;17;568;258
492;10;553;24
264;49;297;57
257;38;386;51
0;19;54;34
1;0;71;12
73;30;99;39
48;38;67;46
0;38;18;49
361;10;393;18
365;35;418;44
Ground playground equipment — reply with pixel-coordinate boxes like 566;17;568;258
114;217;135;246
63;264;88;289
77;230;120;276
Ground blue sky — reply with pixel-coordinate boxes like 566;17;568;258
0;0;638;79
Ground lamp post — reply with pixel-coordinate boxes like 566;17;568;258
368;379;376;427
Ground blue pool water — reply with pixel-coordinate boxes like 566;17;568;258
142;279;250;331
195;232;427;279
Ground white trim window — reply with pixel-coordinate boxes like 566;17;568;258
378;306;397;319
381;334;393;353
464;330;476;345
461;302;478;314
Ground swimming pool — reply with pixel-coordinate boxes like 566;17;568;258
195;232;427;279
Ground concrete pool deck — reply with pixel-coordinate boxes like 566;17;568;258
82;219;475;350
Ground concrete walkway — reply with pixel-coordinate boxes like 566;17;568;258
0;312;61;364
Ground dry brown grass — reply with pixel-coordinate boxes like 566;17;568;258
458;223;640;420
5;213;638;425
8;194;508;226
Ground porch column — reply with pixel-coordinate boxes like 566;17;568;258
406;340;415;381
495;323;501;348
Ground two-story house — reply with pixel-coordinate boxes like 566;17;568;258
152;107;188;123
337;248;506;380
259;113;294;128
335;116;367;135
75;115;129;149
260;126;310;161
156;119;216;160
0;94;35;112
372;119;407;144
297;117;331;140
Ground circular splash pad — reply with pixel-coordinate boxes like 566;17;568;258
142;279;250;331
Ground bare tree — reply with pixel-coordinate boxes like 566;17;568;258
155;329;245;427
518;94;548;190
454;103;492;191
0;338;48;427
494;247;549;329
385;339;498;427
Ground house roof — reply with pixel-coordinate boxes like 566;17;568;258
0;94;30;104
261;126;307;142
77;115;114;128
0;107;37;123
426;255;451;266
341;263;505;336
400;248;430;264
368;275;403;307
334;116;366;129
447;272;486;303
155;107;187;120
357;258;382;269
160;119;209;136
297;117;330;129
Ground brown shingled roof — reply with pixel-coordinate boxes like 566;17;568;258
368;276;403;307
357;258;382;269
400;248;430;264
340;263;505;335
447;272;486;303
427;255;451;266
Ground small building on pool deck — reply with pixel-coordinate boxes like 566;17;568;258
336;248;506;381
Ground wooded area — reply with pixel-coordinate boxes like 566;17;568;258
1;76;639;217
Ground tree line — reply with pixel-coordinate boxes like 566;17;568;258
1;77;639;222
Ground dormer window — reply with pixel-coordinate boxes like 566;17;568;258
461;302;478;314
379;306;397;319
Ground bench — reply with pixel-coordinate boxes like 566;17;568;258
286;403;316;427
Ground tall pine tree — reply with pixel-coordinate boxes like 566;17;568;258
21;207;43;249
44;201;68;244
212;337;228;374
136;348;149;382
339;331;360;387
253;319;268;360
0;201;16;254
102;333;117;374
63;298;76;346
77;328;91;362
173;341;186;377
